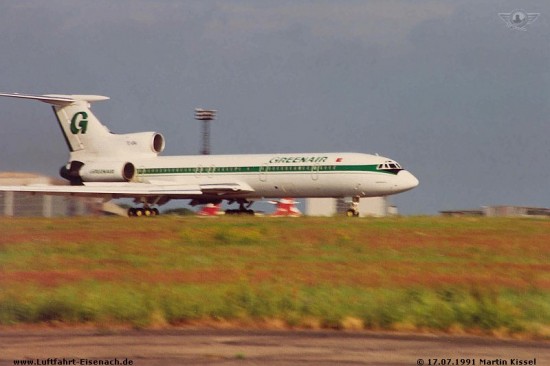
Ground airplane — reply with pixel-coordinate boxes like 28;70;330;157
0;93;419;217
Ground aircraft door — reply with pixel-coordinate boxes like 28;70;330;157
195;165;203;178
311;164;319;181
207;165;215;178
259;163;269;182
137;165;146;182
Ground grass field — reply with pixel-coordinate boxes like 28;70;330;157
0;216;549;338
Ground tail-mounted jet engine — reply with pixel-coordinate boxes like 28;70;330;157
119;132;165;156
60;161;135;184
60;161;85;185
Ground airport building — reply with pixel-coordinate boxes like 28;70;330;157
440;206;550;218
0;172;103;217
305;197;398;217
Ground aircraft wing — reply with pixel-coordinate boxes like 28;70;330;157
0;181;254;199
199;183;254;195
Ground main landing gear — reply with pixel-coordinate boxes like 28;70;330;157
346;196;360;217
225;200;255;216
127;197;164;217
128;207;160;217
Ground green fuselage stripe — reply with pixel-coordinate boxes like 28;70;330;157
137;164;399;176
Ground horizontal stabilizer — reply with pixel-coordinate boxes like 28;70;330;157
0;93;109;106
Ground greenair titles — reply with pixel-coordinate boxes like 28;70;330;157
269;156;328;164
90;169;115;174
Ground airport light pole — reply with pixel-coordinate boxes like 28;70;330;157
194;108;216;155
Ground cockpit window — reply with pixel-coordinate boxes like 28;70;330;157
377;161;403;173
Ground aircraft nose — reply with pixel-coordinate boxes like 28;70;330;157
396;170;419;192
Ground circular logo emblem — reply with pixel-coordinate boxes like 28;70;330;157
499;9;539;31
510;10;528;28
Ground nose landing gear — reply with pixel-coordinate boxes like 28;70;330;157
346;196;360;217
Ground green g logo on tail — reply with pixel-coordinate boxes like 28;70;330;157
70;112;88;134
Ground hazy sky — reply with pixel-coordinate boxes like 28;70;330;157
0;1;548;214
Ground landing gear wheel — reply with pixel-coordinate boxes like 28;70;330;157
346;196;360;217
225;200;255;216
128;206;160;217
225;208;255;216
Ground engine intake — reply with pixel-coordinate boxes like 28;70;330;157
152;133;165;154
60;161;85;185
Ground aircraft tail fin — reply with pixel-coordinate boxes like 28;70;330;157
0;93;111;155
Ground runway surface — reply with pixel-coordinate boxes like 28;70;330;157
2;329;549;366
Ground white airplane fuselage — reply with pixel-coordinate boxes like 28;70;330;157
122;152;418;200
